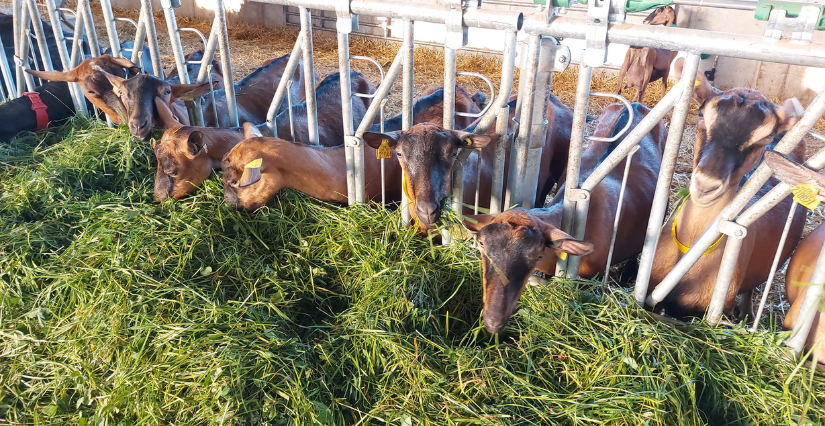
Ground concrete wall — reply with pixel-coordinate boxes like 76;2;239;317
107;0;825;102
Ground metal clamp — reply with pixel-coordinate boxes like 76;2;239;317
445;0;469;49
336;0;358;34
567;188;591;202
718;220;748;239
345;135;361;147
764;5;821;43
540;36;571;73
583;0;611;67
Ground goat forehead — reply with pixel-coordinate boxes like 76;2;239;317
704;97;775;148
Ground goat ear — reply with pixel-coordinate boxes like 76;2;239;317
463;214;495;234
244;122;263;139
238;158;263;187
26;68;80;83
692;69;718;105
105;55;142;75
363;131;402;150
187;131;205;157
539;222;594;256
776;98;803;134
453;131;491;149
764;151;825;195
154;96;182;129
170;83;211;101
95;66;128;95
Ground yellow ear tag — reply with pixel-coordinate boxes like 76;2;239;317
239;158;263;188
694;79;702;88
557;251;568;261
792;183;820;210
377;139;392;160
465;137;473;146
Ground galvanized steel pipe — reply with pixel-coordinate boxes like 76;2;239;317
215;0;238;127
299;7;320;145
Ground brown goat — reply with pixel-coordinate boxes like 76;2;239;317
462;102;667;333
26;55;141;124
648;69;805;321
221;125;403;211
763;151;825;367
165;50;225;90
99;53;314;139
151;97;244;201
275;71;375;146
373;85;484;133
362;91;575;234
616;6;678;103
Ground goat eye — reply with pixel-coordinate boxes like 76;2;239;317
395;152;402;158
165;89;171;95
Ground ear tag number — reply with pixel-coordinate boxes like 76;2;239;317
792;183;820;210
377;139;392;159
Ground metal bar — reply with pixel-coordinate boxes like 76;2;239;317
505;33;540;210
586;92;633;143
299;7;320;145
99;0;121;57
580;84;682;192
0;34;16;99
139;0;163;77
648;86;825;307
470;30;517;136
44;0;87;114
603;145;640;285
445;46;461;218
338;27;356;203
287;80;296;141
454;71;494;118
521;16;825;68
556;63;592;277
787;243;825;355
130;11;147;65
521;36;552;209
380;98;388;206
162;0;204;126
68;4;84;68
706;232;745;324
264;33;303;136
196;17;221;84
673;0;757;11
490;104;510;215
79;0;100;57
634;53;701;305
24;0;55;73
751;202;798;332
215;0;238;127
401;18;414;226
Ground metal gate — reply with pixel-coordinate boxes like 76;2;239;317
5;0;825;367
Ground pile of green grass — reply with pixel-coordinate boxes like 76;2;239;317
1;118;823;425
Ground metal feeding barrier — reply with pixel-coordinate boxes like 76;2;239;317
5;0;825;367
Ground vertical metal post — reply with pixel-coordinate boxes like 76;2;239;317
506;34;539;210
787;244;825;356
705;227;744;325
299;7;319;145
99;0;121;57
15;0;37;95
0;34;17;99
634;53;701;303
338;26;357;203
68;4;85;68
195;17;220;84
24;0;55;73
130;9;147;65
162;0;203;126
44;0;87;114
556;62;592;276
751;203;798;331
12;0;23;96
139;0;163;77
78;0;100;57
401;18;414;225
521;36;553;209
490;104;510;214
215;0;238;127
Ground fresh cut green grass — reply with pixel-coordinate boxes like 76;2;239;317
1;118;823;425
